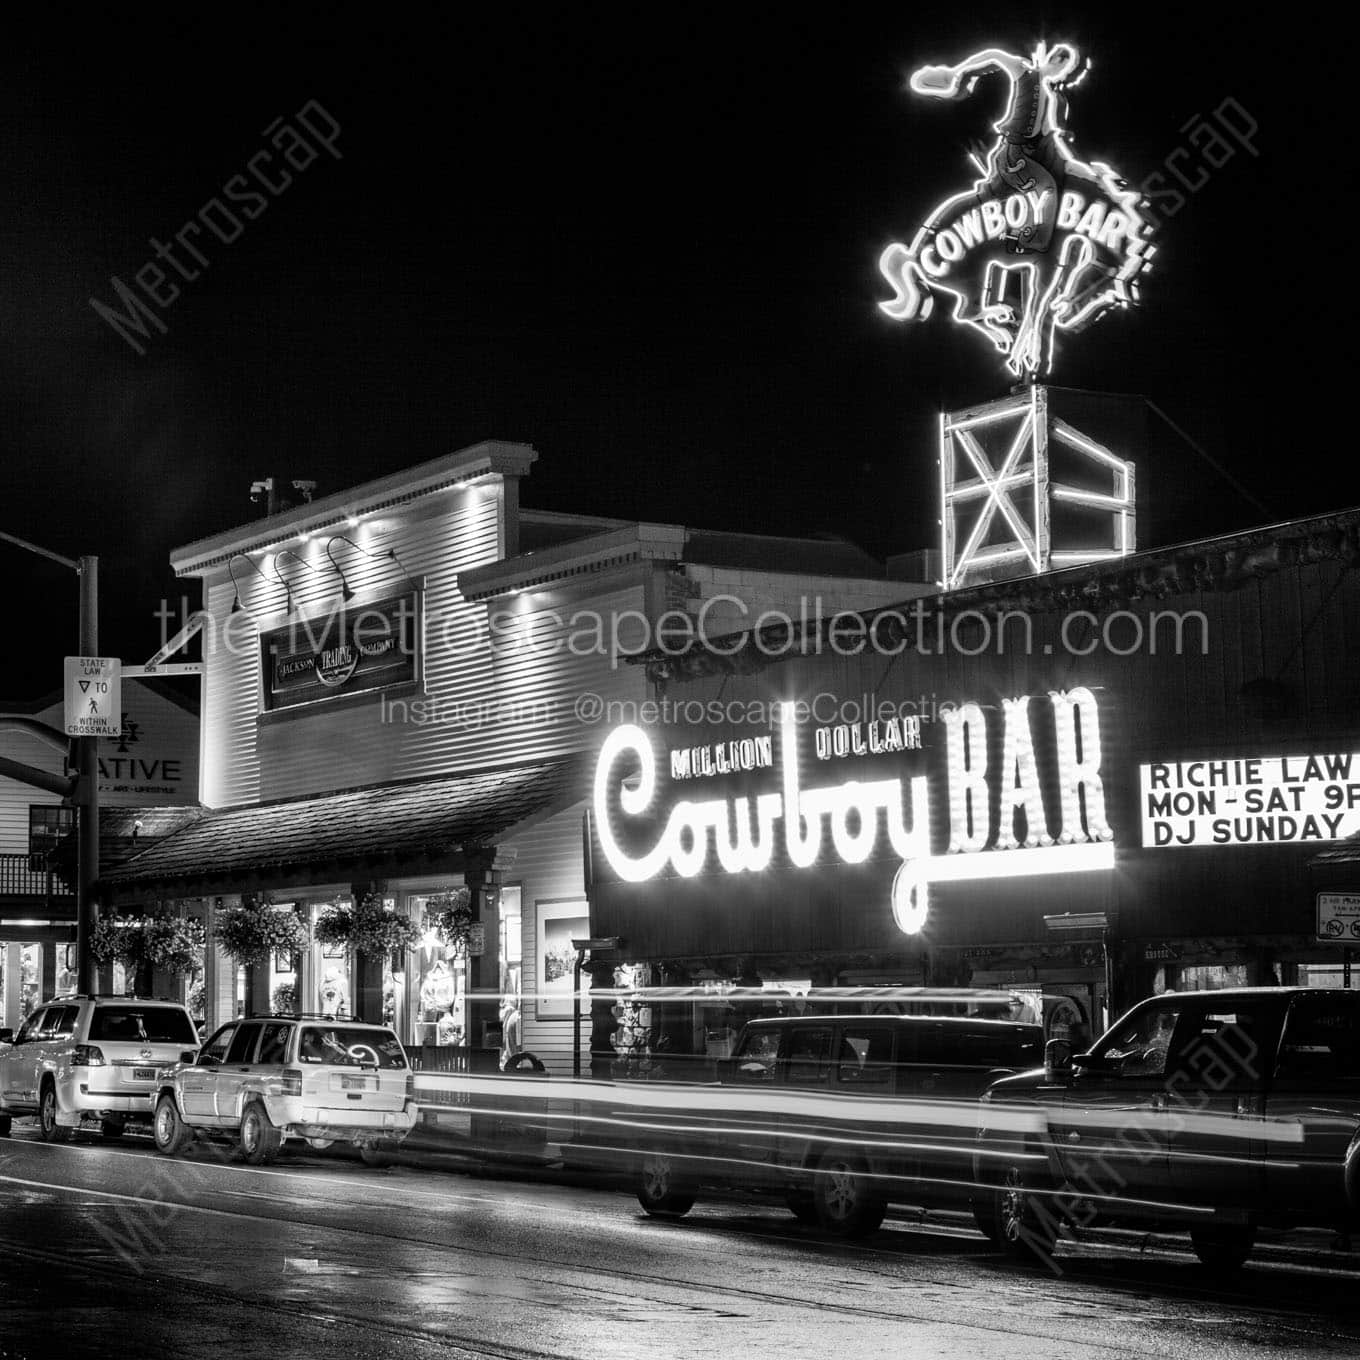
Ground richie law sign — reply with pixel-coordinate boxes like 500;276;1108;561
591;687;1115;938
1140;754;1360;848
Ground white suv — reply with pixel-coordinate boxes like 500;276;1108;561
152;1014;418;1165
0;995;199;1142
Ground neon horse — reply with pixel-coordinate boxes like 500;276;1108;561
879;42;1153;378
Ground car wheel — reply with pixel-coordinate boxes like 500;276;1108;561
984;1160;1060;1264
38;1083;72;1144
812;1154;886;1238
153;1093;192;1156
971;1200;1002;1244
359;1143;394;1168
785;1191;818;1225
239;1100;282;1166
1190;1224;1256;1272
100;1118;125;1141
0;1115;12;1138
637;1152;695;1217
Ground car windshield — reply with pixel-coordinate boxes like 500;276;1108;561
89;1006;196;1044
297;1026;407;1068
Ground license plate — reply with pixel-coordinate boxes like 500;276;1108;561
341;1075;371;1090
133;1068;156;1082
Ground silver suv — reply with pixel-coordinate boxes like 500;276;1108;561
0;995;199;1142
152;1013;418;1165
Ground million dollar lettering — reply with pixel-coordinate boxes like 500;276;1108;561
592;688;1112;884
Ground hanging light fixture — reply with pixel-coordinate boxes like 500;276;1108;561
226;553;271;614
325;534;418;600
271;548;322;615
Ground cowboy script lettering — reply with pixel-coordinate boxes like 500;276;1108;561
592;688;1115;936
260;592;418;712
878;42;1153;378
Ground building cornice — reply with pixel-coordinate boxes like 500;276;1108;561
641;506;1360;683
171;441;537;576
459;523;687;602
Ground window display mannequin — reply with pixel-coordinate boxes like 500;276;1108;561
420;958;456;1011
436;1008;462;1046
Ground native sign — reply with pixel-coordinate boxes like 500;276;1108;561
879;43;1154;378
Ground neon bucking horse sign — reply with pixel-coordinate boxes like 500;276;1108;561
878;42;1155;379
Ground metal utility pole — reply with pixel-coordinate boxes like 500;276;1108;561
77;556;99;994
0;530;100;993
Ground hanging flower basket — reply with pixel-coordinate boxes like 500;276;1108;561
89;914;205;974
142;916;206;974
313;901;354;948
89;914;143;965
423;888;473;954
314;893;420;956
213;902;310;961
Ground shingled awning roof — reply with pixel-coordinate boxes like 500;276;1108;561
101;757;585;898
1309;833;1360;868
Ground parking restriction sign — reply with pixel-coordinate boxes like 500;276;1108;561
1317;893;1360;943
64;656;121;737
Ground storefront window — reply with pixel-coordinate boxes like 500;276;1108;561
410;890;466;1046
1175;964;1249;992
498;887;522;1066
312;899;354;1019
270;950;297;1014
55;945;76;996
20;945;40;1017
1297;964;1348;990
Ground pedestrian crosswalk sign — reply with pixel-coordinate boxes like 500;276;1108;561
64;656;121;736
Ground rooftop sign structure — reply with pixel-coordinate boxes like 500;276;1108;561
878;42;1153;378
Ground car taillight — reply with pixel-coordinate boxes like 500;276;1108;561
405;1073;414;1099
71;1045;106;1068
280;1069;303;1097
180;1051;196;1064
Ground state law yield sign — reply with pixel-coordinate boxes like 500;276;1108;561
878;42;1154;378
64;655;121;737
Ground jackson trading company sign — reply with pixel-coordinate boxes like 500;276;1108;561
1140;754;1360;848
878;42;1154;378
260;592;418;713
592;688;1115;937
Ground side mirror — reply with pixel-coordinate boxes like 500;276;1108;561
1072;1048;1113;1074
1043;1038;1073;1082
0;1028;12;1044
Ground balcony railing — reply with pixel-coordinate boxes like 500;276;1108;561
0;853;71;899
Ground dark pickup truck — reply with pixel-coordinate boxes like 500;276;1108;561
628;1013;1043;1236
975;986;1360;1269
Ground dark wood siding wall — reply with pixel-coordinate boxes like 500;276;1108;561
591;557;1360;962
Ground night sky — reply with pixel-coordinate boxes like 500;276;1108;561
1;6;1347;697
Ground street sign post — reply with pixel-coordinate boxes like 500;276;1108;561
64;655;121;736
125;661;205;678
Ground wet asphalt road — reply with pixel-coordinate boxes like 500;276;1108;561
0;1127;1357;1360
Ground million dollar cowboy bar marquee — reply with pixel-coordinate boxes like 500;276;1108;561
586;504;1360;1037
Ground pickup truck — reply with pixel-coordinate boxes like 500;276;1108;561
975;986;1360;1269
627;1013;1043;1236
